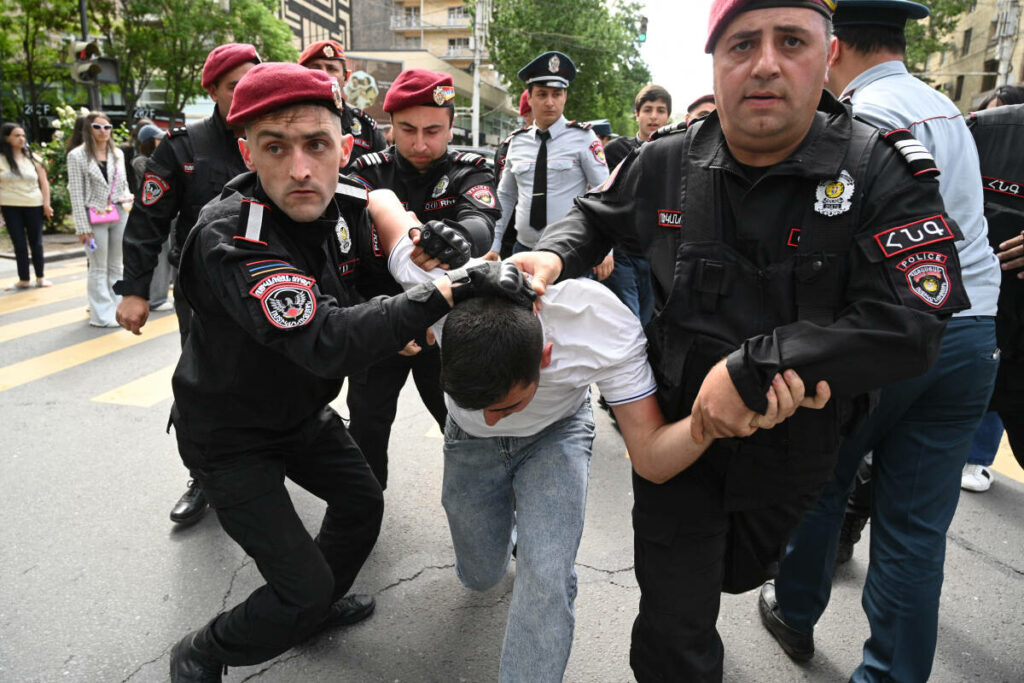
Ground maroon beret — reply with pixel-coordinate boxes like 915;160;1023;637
299;40;346;66
201;43;260;91
227;63;343;127
705;0;836;53
519;90;531;116
383;69;456;113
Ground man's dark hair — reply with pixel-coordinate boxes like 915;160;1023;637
834;24;906;55
440;297;544;410
985;84;1024;107
635;84;672;114
0;122;25;176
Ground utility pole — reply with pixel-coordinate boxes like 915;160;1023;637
471;0;489;147
994;0;1021;86
78;0;100;110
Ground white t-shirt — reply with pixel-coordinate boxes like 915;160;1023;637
388;236;657;438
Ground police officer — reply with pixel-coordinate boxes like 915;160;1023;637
509;1;972;679
343;68;500;489
485;51;609;265
167;62;534;682
493;90;532;258
760;4;1002;681
297;40;387;167
114;43;260;526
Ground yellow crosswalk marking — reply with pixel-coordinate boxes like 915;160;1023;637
0;314;178;392
0;279;85;317
992;434;1024;484
92;363;176;407
0;307;88;343
41;261;88;279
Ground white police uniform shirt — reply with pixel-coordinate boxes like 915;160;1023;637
842;60;999;317
492;116;609;252
389;235;656;438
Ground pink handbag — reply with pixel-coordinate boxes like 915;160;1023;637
87;164;119;225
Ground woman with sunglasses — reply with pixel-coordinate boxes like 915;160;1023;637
67;112;132;327
1;122;53;290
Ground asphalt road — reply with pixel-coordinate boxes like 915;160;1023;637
1;256;1022;682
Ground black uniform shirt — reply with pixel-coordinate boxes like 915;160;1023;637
349;147;500;294
342;101;388;168
170;172;450;454
538;94;970;413
115;109;247;298
604;135;641;170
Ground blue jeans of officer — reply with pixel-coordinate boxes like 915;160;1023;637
967;411;1003;466
773;316;998;683
601;251;654;325
441;400;595;683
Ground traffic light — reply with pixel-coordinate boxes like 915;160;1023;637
70;39;101;83
638;16;648;42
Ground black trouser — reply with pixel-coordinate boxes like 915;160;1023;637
991;356;1024;470
1;205;44;281
172;269;192;346
346;346;447;489
177;407;384;666
629;460;823;683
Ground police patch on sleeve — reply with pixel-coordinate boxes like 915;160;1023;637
897;251;950;308
467;184;496;209
873;215;955;259
814;170;854;216
141;173;170;206
249;273;317;329
590;140;607;165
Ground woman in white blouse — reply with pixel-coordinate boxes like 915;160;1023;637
67;111;132;327
0;123;53;290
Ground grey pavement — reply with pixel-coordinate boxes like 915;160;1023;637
1;255;1022;682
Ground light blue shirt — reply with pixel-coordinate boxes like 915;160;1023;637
842;60;999;317
492;115;609;251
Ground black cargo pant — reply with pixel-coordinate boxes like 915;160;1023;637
178;407;384;667
346;346;447;489
629;457;824;683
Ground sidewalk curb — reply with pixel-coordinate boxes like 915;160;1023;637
0;248;87;264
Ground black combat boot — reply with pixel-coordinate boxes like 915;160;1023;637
170;479;208;526
169;628;223;682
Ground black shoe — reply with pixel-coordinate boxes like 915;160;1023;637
835;513;868;565
170;480;208;526
758;582;814;662
320;594;375;630
169;630;223;682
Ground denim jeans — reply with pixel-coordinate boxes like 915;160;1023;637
442;399;596;683
601;251;654;325
85;205;126;326
774;316;998;683
967;410;1003;466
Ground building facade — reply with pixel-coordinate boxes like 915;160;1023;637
278;0;353;51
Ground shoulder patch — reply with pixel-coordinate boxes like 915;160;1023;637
141;173;170;206
453;151;486;167
249;272;317;329
354;151;392;170
881;129;940;179
651;120;689;141
167;125;188;139
566;120;593;130
234;199;270;246
336;176;369;205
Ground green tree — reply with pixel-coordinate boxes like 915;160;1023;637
905;0;974;74
474;0;651;135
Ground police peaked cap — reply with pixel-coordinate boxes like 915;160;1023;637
518;51;576;88
832;0;930;29
588;120;613;137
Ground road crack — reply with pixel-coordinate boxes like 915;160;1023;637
238;650;305;681
121;643;172;682
377;563;455;593
947;532;1024;578
221;558;253;613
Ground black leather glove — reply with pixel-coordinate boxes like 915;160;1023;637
448;261;537;308
411;220;471;268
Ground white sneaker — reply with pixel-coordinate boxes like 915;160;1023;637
961;464;993;492
152;299;175;311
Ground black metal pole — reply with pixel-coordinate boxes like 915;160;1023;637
79;0;100;110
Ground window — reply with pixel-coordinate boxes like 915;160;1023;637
954;75;965;102
982;59;998;92
448;6;469;22
448;37;470;55
962;28;972;57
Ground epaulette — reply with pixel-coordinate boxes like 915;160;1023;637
353;151;392;170
881;128;940;179
336;175;370;204
452;151;487;167
167;125;188;138
502;127;530;144
235;198;269;246
566;120;593;131
650;120;689;141
352;107;378;130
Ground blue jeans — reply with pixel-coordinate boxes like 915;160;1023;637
441;399;596;683
85;205;126;326
774;316;998;683
601;251;654;325
967;411;1003;466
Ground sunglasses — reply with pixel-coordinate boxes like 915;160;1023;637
91;123;113;131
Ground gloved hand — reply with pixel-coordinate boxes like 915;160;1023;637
411;220;471;269
448;261;537;308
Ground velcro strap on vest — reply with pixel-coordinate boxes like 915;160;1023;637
696;259;728;312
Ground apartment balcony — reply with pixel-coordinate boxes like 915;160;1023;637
441;47;487;61
390;14;472;32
